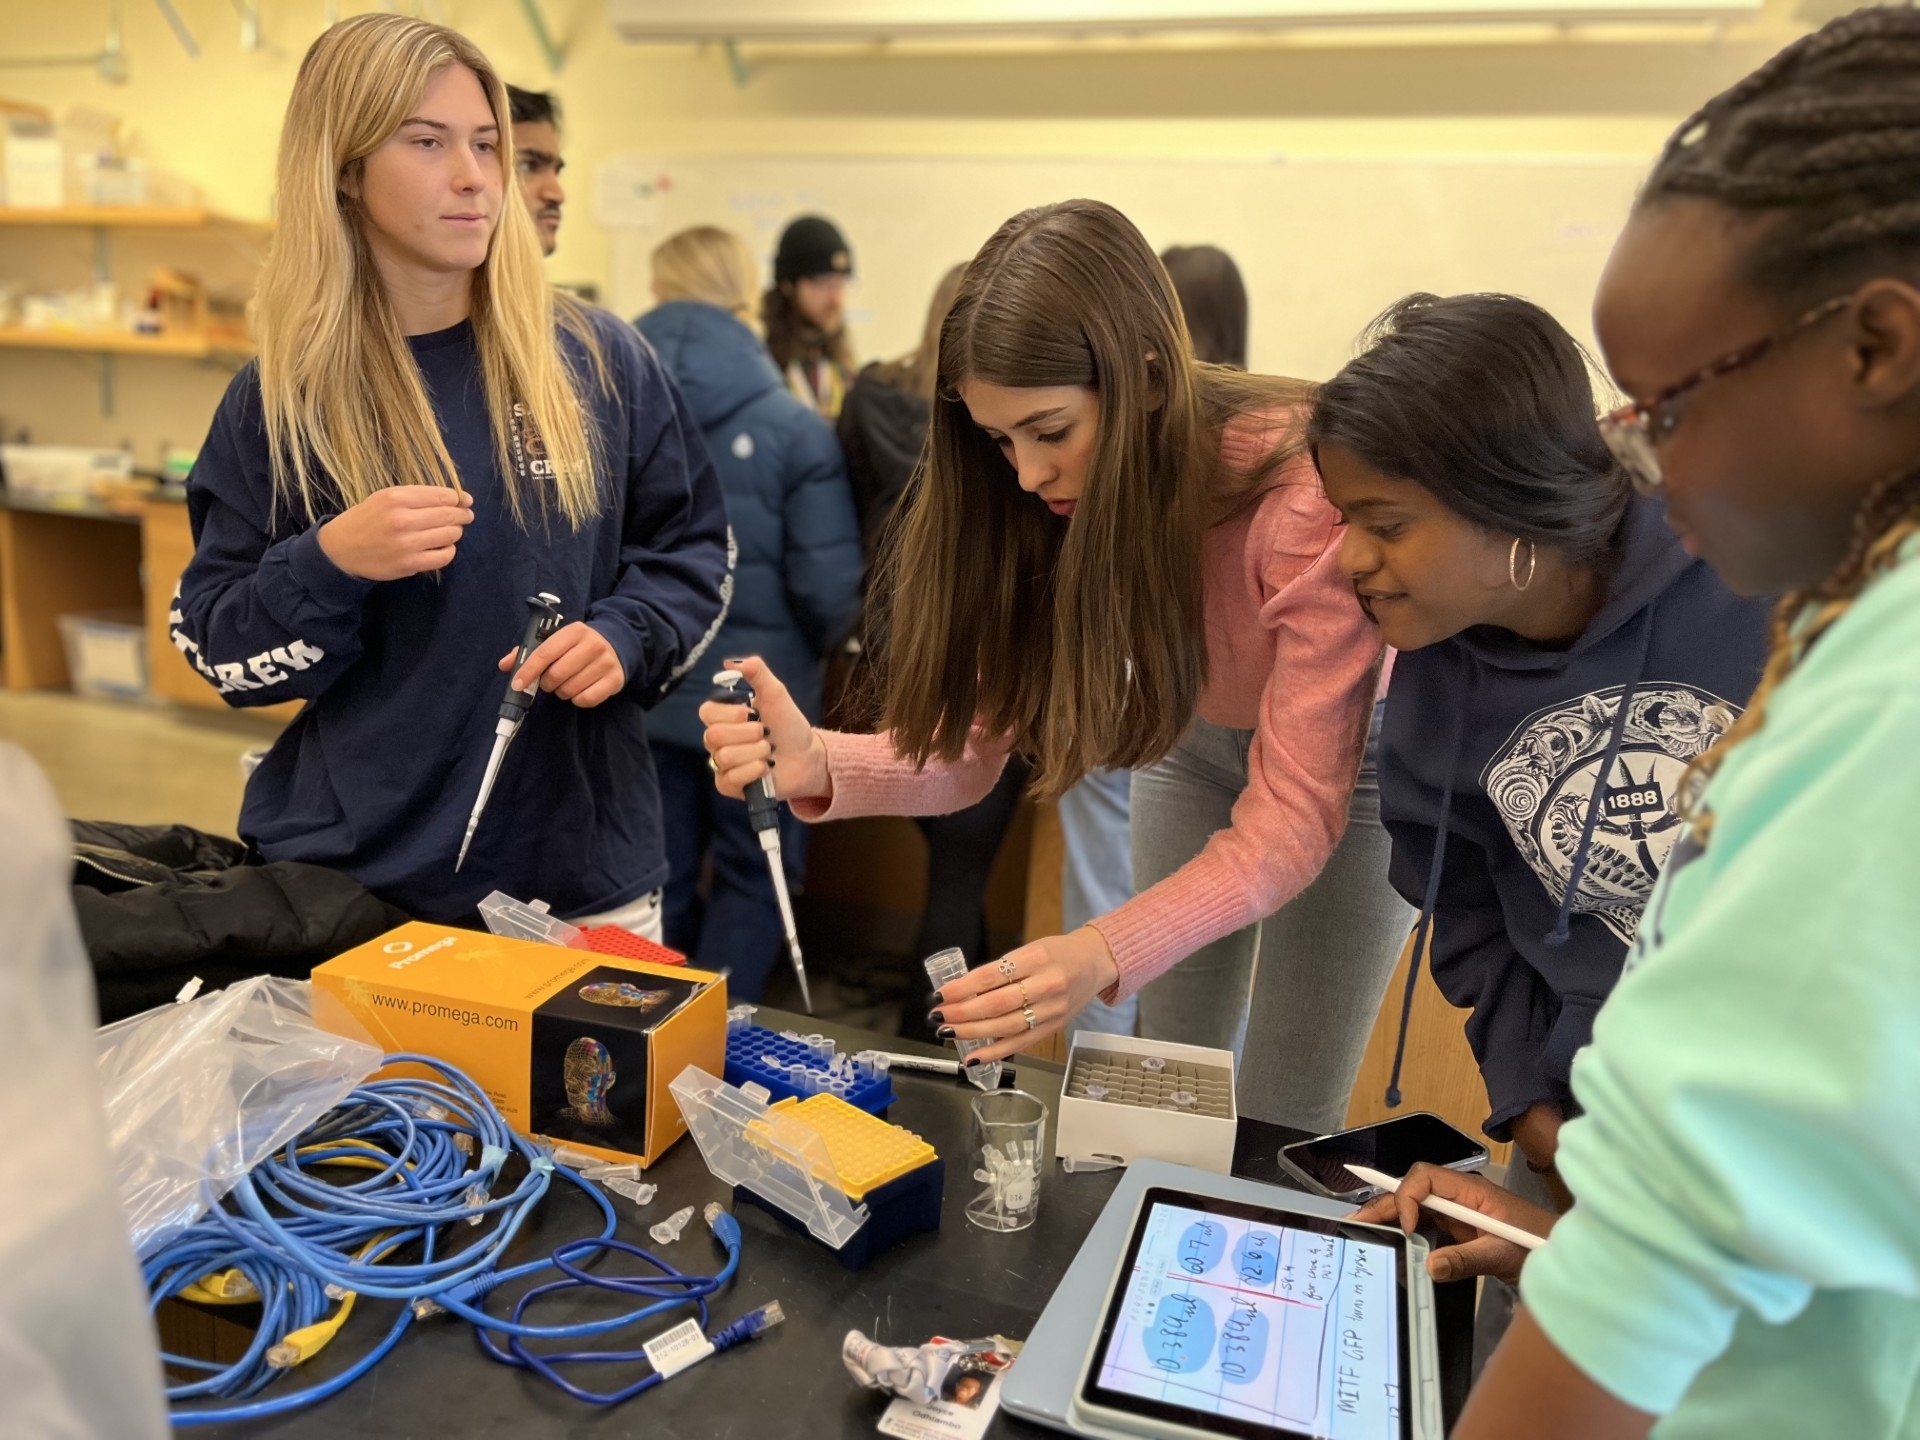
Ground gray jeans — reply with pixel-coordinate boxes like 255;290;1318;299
1130;711;1411;1133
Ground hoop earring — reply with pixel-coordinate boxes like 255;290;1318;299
1509;537;1537;592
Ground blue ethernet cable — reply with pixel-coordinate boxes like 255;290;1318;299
153;1053;781;1425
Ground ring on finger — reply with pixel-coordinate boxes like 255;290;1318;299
1021;1003;1037;1032
997;955;1018;982
1016;980;1031;1008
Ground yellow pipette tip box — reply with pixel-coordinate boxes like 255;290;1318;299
672;1065;944;1268
764;1094;936;1201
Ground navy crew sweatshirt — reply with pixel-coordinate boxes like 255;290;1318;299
1379;498;1770;1139
171;308;733;923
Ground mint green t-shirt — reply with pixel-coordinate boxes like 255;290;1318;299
1520;548;1920;1437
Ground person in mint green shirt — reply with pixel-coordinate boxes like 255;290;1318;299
1355;8;1920;1436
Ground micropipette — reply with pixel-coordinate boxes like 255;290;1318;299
455;592;563;872
710;669;812;1013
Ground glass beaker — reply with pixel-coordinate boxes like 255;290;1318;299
967;1089;1048;1233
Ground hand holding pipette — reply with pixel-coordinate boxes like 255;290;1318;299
697;656;832;804
456;592;562;872
708;667;813;1013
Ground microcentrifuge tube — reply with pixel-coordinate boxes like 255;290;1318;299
1141;1056;1167;1073
582;1160;641;1181
923;948;1002;1091
1085;1083;1110;1102
650;1205;695;1245
853;1051;878;1080
1171;1090;1198;1110
607;1177;657;1207
789;1062;810;1090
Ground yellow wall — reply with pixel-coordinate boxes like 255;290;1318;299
0;0;1808;454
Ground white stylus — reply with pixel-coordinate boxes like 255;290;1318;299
1347;1164;1549;1252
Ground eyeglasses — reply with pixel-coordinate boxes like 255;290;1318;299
1599;292;1854;495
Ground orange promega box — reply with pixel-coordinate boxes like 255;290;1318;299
314;923;726;1168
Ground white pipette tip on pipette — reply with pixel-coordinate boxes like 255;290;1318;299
1345;1164;1548;1251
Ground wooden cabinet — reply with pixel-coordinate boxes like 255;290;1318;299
139;499;300;720
0;499;142;689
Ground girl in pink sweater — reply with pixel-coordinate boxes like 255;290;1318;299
704;200;1400;1130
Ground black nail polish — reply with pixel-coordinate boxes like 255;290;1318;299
962;1057;980;1068
926;1009;944;1025
937;1026;956;1039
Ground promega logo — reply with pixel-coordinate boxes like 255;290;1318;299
385;935;458;971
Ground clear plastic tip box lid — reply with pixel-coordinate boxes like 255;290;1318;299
669;1065;874;1250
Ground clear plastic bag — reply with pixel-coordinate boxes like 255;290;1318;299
0;746;168;1438
97;975;381;1259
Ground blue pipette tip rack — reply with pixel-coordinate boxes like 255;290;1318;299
724;1024;895;1115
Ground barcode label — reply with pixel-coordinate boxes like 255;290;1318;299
643;1318;716;1379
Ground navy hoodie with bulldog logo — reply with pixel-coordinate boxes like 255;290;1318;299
1379;497;1771;1138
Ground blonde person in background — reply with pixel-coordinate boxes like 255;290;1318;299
171;14;731;933
636;227;861;997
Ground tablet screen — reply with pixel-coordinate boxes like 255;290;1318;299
1082;1187;1411;1440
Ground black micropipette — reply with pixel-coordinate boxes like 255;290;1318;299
710;668;811;1013
455;592;563;872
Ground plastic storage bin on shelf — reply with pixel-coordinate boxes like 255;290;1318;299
670;1065;941;1270
57;609;147;699
1;445;133;506
723;1021;895;1116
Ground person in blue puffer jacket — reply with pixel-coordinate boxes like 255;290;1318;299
636;225;862;997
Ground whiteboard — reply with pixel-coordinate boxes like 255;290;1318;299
603;153;1648;384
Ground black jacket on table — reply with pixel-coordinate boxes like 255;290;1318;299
1379;498;1771;1138
170;308;733;923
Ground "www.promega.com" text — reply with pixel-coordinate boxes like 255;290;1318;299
368;992;518;1031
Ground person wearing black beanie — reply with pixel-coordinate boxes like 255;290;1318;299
762;214;856;419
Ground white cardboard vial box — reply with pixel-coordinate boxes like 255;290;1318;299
1056;1031;1238;1175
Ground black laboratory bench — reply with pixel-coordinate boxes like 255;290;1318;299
178;1010;1475;1439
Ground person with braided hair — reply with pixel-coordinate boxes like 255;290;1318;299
1354;8;1920;1436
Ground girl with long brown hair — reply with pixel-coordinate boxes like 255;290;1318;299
706;199;1395;1133
171;15;730;928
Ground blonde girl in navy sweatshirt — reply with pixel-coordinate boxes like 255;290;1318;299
173;16;730;925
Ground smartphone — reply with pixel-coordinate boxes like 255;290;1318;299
1275;1112;1489;1201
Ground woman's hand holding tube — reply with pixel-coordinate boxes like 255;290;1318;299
1349;1162;1560;1287
697;655;832;803
928;928;1121;1064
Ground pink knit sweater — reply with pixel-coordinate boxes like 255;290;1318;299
790;415;1384;1002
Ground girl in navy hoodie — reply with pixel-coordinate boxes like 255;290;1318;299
1310;293;1770;1200
171;16;731;929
